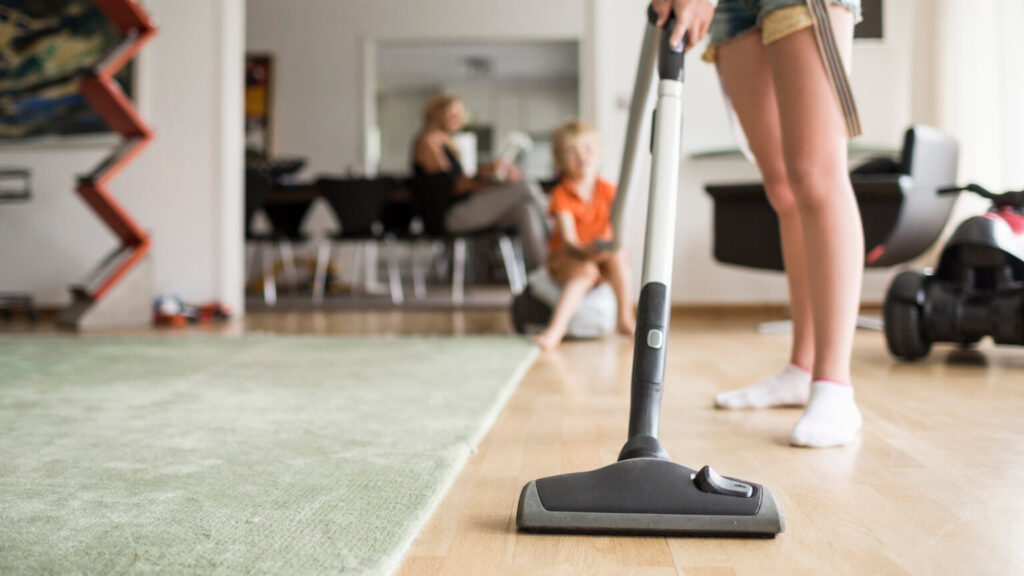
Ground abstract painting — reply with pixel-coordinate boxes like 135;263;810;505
0;0;132;139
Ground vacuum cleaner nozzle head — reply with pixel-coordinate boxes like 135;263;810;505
516;457;784;538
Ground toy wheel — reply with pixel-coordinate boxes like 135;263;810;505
884;273;932;361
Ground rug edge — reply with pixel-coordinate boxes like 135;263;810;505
377;345;540;576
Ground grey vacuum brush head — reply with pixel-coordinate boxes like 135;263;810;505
516;457;785;538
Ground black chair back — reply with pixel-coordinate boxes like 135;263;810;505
318;177;397;237
381;180;415;236
245;162;274;238
410;173;456;237
263;193;316;239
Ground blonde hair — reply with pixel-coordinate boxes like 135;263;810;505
551;120;600;174
423;92;462;127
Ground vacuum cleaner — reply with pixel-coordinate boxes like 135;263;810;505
516;7;785;537
885;183;1024;360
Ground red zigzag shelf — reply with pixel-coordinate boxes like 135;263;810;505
74;0;157;301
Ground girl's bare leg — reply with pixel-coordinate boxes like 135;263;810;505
712;30;814;410
598;249;636;335
533;261;601;351
767;7;863;447
767;8;861;386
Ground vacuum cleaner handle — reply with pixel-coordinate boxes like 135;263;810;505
620;9;688;460
610;7;687;250
656;12;686;83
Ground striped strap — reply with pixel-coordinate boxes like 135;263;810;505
806;0;862;138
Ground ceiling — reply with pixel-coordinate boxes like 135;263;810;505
377;40;578;91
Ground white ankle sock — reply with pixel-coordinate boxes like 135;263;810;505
714;364;812;410
789;381;863;448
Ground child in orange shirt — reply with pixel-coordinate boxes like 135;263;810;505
533;121;636;351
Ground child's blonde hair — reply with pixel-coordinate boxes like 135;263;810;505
551;120;600;174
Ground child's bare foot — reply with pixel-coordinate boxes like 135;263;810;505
617;315;636;336
532;330;563;351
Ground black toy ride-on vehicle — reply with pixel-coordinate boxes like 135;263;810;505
885;184;1024;360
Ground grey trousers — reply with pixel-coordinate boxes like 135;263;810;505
445;182;549;270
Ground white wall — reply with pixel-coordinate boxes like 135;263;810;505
0;0;245;311
376;89;433;175
216;0;247;315
934;0;1024;192
0;144;109;305
446;78;578;154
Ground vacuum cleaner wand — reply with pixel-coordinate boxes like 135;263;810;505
609;9;660;251
516;6;786;538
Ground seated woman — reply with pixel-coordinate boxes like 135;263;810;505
412;92;548;270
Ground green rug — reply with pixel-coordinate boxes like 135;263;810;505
0;335;536;575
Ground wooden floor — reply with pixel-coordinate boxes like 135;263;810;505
7;308;1023;574
386;310;1024;576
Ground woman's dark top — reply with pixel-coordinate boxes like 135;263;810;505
413;142;467;207
413;144;464;178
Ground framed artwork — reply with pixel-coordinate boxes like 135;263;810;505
855;0;883;40
245;54;274;158
0;0;135;140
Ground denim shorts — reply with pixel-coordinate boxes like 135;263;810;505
702;0;862;62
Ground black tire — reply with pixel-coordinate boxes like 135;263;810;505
511;290;551;335
884;276;932;361
511;293;529;334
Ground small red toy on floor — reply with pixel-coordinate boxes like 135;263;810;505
153;295;231;327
